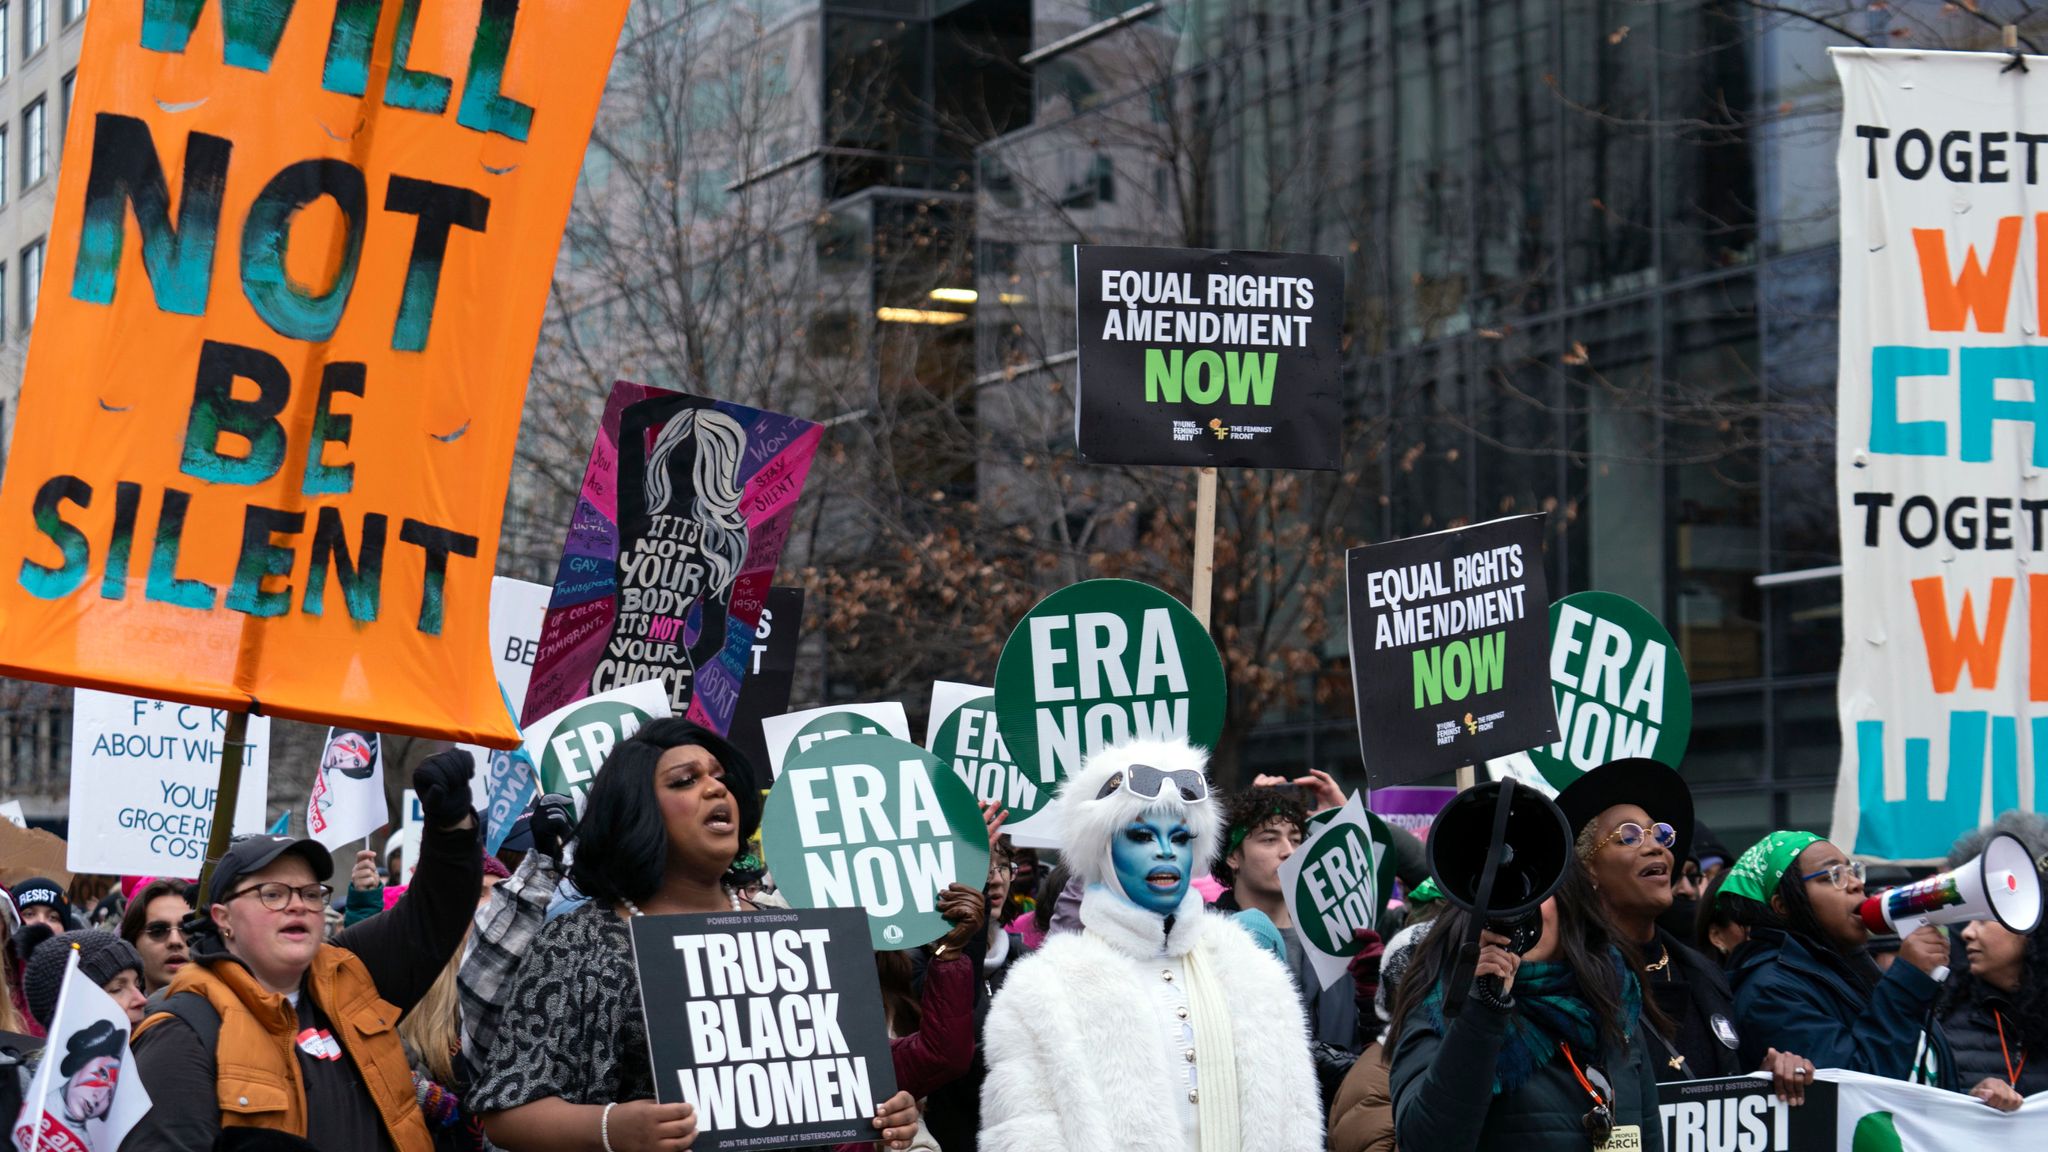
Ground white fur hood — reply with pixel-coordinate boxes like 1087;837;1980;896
979;889;1325;1152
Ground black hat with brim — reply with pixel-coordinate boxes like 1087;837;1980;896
1553;757;1694;867
60;1018;124;1077
205;835;335;909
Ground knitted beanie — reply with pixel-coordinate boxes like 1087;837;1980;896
23;927;144;1028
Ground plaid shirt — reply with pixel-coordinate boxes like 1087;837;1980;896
458;849;563;1064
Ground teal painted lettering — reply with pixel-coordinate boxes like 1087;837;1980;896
227;505;304;617
1959;345;2048;466
20;476;92;600
72;115;229;316
1870;346;1949;457
457;0;534;140
321;0;383;96
240;159;368;342
303;362;365;495
145;489;217;610
304;507;386;622
141;0;299;72
384;0;453;114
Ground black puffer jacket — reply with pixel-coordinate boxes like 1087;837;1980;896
1938;982;2048;1097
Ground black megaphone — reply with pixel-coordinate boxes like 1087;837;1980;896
1426;778;1574;1014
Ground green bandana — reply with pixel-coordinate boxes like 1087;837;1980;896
1718;830;1822;907
1407;877;1443;906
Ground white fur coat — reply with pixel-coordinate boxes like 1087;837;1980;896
979;885;1325;1152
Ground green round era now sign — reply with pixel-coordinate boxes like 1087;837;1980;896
1526;591;1691;790
761;734;990;950
991;579;1226;807
537;697;655;813
1292;810;1397;956
931;693;1054;825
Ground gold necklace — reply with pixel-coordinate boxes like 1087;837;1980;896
1643;948;1670;973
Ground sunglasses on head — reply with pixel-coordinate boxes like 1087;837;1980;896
1096;763;1208;804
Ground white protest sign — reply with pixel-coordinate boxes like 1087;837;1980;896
0;803;24;829
925;681;1058;848
67;689;271;877
459;577;553;852
760;701;910;778
395;790;425;883
1276;793;1395;988
489;576;551;718
307;727;387;850
529;678;673;815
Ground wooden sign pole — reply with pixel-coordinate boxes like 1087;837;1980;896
196;710;252;900
1192;467;1218;627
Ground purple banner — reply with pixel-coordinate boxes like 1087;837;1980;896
1367;786;1459;841
523;384;821;734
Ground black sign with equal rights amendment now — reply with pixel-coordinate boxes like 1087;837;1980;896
631;907;897;1152
1074;245;1343;469
1345;514;1555;789
1657;1075;1837;1152
727;588;807;779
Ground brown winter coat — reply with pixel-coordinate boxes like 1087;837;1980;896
1327;1041;1395;1152
133;944;432;1152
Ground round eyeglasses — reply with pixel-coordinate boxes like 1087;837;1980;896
1590;821;1678;855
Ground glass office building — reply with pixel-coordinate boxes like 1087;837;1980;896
966;1;1977;851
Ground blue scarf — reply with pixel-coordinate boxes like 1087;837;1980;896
1422;948;1642;1095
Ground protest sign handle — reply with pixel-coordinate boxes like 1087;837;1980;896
196;710;252;900
1192;468;1217;628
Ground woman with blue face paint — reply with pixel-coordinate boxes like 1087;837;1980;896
978;738;1324;1152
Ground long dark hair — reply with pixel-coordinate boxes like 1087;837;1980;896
1388;859;1633;1053
1944;921;2048;1053
1721;867;1883;988
568;718;761;907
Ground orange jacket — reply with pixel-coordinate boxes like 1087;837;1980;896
134;945;431;1152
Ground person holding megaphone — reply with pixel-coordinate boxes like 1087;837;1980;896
1386;786;1663;1152
1718;831;1956;1088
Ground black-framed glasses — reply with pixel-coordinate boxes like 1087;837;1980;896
142;921;184;942
1096;763;1209;803
226;882;333;911
1800;860;1866;890
1590;821;1678;854
989;861;1017;879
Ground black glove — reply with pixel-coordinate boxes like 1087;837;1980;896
532;793;576;861
414;749;476;828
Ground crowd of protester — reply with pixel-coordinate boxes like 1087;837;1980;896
0;725;2034;1152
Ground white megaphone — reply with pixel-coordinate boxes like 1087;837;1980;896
1857;832;2044;934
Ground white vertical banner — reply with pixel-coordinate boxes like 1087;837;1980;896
1832;48;2048;860
307;728;386;849
67;690;271;877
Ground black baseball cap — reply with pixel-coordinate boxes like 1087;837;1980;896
206;835;334;908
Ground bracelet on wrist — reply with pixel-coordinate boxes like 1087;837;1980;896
601;1101;617;1152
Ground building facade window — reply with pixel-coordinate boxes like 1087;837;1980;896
61;0;79;27
24;0;42;56
19;237;39;331
58;68;69;147
1;4;12;81
22;97;41;186
0;129;10;207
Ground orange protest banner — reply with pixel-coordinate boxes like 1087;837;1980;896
0;1;628;746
